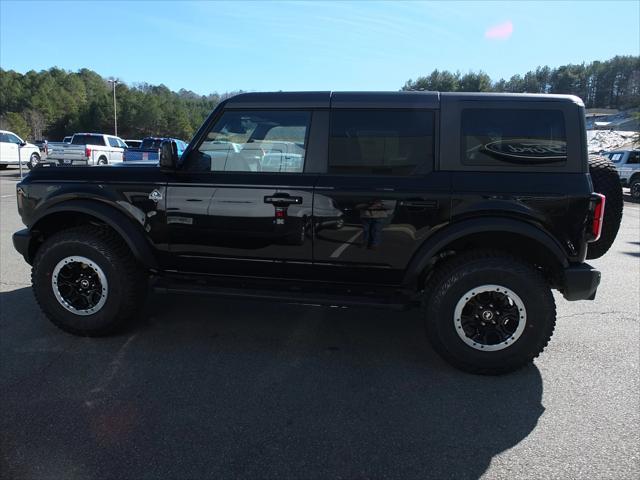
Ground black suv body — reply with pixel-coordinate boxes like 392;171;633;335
13;92;609;374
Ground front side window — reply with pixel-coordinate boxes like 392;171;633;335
462;109;567;166
329;110;434;176
4;133;21;143
627;151;640;164
185;110;311;173
609;153;623;163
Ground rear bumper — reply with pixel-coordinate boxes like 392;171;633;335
12;228;32;264
561;263;601;301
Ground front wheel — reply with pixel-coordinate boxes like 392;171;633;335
630;177;640;200
32;226;147;336
423;251;556;375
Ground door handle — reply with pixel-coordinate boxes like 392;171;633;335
264;195;303;205
400;199;438;209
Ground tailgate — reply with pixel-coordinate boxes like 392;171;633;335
124;148;160;162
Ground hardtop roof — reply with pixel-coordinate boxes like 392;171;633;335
224;91;583;109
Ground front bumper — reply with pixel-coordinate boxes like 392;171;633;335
561;263;601;301
12;228;32;264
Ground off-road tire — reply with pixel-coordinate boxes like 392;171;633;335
27;153;40;170
32;226;147;336
422;251;556;375
587;156;623;259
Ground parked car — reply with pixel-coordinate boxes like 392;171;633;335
47;133;128;166
125;139;142;149
605;149;640;198
123;137;187;163
12;91;624;375
0;130;41;169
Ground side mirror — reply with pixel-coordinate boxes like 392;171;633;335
159;140;178;169
19;141;27;147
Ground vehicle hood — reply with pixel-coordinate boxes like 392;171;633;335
24;164;164;183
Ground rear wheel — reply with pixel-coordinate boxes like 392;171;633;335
587;156;623;259
422;251;556;375
97;157;108;166
27;153;40;170
32;226;147;336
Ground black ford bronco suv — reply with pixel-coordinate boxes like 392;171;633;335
13;92;623;374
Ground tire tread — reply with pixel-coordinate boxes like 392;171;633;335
31;225;147;336
422;250;556;375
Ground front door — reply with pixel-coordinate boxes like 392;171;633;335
312;108;450;285
166;109;317;279
0;133;19;163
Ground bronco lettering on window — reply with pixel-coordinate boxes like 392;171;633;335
462;109;567;166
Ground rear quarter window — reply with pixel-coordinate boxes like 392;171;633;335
461;109;567;167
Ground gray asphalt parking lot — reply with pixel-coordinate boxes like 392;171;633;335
0;167;638;480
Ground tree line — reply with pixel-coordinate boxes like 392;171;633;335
1;55;638;142
402;55;639;110
0;67;240;141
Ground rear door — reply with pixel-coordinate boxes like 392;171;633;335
166;108;319;278
312;100;450;285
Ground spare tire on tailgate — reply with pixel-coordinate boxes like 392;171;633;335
587;155;623;259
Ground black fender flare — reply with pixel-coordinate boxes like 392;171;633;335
29;199;159;269
403;216;569;287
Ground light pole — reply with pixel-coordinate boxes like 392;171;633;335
108;79;119;136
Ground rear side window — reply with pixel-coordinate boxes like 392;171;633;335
329;110;434;175
107;137;120;148
461;109;566;166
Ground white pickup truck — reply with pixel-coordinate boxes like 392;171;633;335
605;150;640;199
47;133;128;166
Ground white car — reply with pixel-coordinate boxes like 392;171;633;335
605;150;640;199
0;130;41;169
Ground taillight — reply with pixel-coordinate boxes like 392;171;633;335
85;146;92;158
590;193;606;242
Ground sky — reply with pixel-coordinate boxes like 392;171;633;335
1;0;638;95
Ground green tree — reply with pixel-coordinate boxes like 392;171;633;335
0;112;30;139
